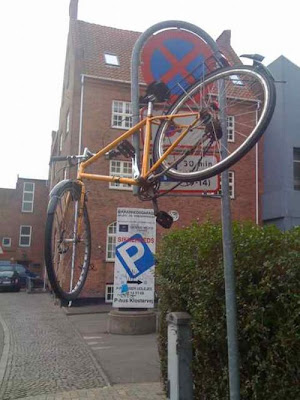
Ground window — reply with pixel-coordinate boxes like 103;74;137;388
66;111;70;135
293;148;300;190
2;237;11;247
230;74;244;86
22;182;35;212
106;222;117;261
15;265;26;276
112;101;132;129
109;160;132;190
227;116;235;142
105;284;114;303
104;53;119;66
19;226;32;247
59;131;63;152
217;171;235;199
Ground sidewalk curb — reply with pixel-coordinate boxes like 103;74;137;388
63;308;112;316
0;313;10;388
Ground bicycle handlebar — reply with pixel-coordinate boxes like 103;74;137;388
50;148;96;164
50;155;76;163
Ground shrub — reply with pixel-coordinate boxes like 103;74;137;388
156;221;300;399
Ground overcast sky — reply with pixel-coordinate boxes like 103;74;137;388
1;0;299;188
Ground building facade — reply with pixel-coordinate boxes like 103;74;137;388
0;177;48;276
49;2;264;300
263;56;300;230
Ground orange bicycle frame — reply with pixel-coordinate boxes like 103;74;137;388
77;111;200;185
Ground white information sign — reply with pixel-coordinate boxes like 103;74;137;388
113;208;156;308
159;155;220;194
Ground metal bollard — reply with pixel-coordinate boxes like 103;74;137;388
167;312;193;400
26;277;33;293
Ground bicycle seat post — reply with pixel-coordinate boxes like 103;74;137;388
147;100;153;117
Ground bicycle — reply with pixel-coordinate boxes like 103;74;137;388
45;54;276;301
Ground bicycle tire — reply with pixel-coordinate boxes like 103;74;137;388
44;180;91;301
153;64;276;182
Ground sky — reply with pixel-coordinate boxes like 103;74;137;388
0;0;299;188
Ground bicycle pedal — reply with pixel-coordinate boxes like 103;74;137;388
156;211;173;229
117;140;135;158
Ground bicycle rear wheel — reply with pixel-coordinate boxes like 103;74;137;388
153;65;276;182
45;180;91;301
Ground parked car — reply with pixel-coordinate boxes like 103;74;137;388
0;264;44;289
0;268;21;292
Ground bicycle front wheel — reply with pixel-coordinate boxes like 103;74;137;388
153;65;276;182
45;181;91;301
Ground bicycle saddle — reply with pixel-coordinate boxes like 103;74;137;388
139;81;170;104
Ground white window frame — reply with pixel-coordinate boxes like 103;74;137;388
105;284;114;303
19;225;32;247
59;131;63;152
106;222;117;262
111;100;132;129
2;237;11;247
104;53;119;66
66;111;70;135
22;182;35;213
230;74;244;86
227;116;235;142
109;160;133;191
217;171;235;199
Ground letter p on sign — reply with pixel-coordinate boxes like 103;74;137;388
116;234;154;279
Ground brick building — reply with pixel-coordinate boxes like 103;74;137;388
49;1;264;300
0;177;48;276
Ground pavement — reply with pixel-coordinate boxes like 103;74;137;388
0;291;166;400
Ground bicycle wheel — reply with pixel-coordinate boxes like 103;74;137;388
45;180;91;301
153;65;276;182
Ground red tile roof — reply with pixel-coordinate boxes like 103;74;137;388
71;21;141;82
70;21;242;84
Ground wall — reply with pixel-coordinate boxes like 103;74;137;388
263;56;300;229
0;178;48;276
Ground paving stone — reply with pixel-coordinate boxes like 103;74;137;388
0;293;166;400
0;293;108;399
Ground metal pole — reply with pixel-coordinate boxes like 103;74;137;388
219;80;240;400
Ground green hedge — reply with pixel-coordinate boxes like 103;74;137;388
156;222;300;399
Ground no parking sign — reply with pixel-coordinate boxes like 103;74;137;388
113;208;156;308
141;29;215;98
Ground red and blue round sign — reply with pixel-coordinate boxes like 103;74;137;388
141;29;215;98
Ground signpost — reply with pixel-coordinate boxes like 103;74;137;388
113;208;156;309
131;21;240;399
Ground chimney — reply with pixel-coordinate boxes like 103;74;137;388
216;30;231;46
69;0;78;20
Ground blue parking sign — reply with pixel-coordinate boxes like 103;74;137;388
116;234;154;279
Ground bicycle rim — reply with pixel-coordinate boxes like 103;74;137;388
45;185;91;301
153;65;275;182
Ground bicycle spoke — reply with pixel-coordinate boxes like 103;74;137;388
153;65;275;182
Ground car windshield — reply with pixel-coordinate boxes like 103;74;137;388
0;270;14;277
